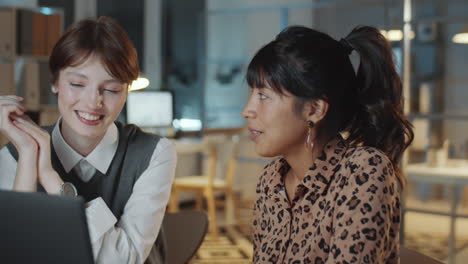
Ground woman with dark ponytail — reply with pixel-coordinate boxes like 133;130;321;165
242;25;413;263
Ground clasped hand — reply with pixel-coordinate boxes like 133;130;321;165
0;95;62;194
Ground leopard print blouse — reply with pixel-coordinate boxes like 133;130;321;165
252;136;400;264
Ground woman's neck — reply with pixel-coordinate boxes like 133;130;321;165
283;136;330;182
60;122;103;157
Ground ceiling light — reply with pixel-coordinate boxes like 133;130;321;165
129;77;150;92
453;25;468;44
380;29;415;41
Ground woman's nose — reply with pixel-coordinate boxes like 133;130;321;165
242;101;256;119
88;90;103;109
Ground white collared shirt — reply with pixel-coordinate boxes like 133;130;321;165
0;121;177;264
51;121;119;182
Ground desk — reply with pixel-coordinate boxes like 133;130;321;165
403;160;468;264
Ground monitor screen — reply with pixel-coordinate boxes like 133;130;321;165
126;91;173;127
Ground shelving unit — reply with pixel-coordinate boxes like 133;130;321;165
0;6;63;146
401;0;468;162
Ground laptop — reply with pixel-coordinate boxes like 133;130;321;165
0;190;95;264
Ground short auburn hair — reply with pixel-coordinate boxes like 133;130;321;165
49;16;139;85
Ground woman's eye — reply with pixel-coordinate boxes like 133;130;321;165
104;89;119;94
258;92;268;100
70;83;84;87
103;86;122;93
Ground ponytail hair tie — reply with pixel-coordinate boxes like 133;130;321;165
339;38;354;55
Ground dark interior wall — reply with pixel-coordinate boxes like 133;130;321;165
164;0;205;125
97;0;144;70
165;0;205;81
38;0;144;71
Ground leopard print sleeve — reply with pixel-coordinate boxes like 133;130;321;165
327;147;400;264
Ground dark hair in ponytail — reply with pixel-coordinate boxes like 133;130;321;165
246;25;414;187
344;26;414;186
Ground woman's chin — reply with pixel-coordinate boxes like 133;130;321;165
67;122;106;140
255;146;279;158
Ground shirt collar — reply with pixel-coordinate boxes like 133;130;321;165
52;119;119;174
268;135;348;195
301;135;348;191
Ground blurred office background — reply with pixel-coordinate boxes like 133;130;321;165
1;0;468;263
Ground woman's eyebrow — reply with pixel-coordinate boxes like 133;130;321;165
64;72;122;84
102;79;123;84
65;71;88;79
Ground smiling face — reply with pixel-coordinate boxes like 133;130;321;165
55;55;127;143
242;87;308;158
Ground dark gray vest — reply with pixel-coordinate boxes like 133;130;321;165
6;121;166;264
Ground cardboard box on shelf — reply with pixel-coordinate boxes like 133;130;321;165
23;61;52;110
24;61;40;110
45;14;61;56
39;106;60;126
0;8;16;58
0;62;15;95
31;12;47;56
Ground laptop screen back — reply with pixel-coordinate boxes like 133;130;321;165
0;190;94;264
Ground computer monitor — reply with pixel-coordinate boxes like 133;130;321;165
126;91;173;127
0;190;94;264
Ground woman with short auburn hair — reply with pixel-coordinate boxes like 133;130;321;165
0;16;176;264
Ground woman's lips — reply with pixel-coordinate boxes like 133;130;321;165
75;111;104;126
248;127;263;141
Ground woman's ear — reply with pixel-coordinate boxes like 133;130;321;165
303;99;329;123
